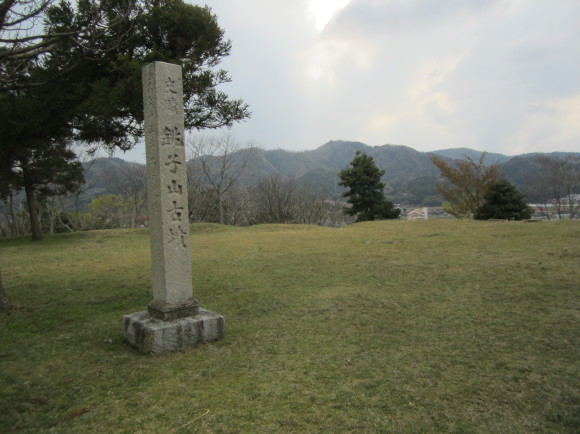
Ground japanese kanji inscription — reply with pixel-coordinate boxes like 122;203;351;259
142;61;198;320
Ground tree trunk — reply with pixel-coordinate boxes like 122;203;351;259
0;271;12;314
217;192;224;225
73;191;81;230
8;192;18;236
47;201;56;235
22;163;43;241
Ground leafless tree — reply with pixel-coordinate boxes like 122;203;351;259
319;200;356;227
0;191;29;237
188;188;219;223
222;185;254;226
104;162;147;228
187;134;255;225
535;155;580;219
252;175;299;224
41;194;69;234
293;195;356;227
285;188;325;225
67;144;101;228
36;145;104;233
252;176;356;226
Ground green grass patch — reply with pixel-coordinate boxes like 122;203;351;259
1;221;579;432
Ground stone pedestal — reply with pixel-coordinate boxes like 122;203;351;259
148;299;199;321
123;310;224;354
123;61;224;353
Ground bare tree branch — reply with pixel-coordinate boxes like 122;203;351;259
187;134;255;224
0;0;134;92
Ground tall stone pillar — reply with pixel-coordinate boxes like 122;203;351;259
123;62;224;353
142;61;197;321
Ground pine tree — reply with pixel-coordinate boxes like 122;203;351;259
477;179;533;220
0;0;250;241
338;151;400;222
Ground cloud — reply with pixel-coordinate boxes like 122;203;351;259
512;95;580;154
118;0;580;162
308;0;351;31
311;0;580;153
295;0;490;148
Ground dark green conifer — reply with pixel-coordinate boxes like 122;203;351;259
338;151;400;222
477;179;533;220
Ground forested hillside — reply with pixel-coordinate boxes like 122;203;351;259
2;140;578;236
82;140;579;206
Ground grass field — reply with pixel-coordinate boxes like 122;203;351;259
0;220;579;432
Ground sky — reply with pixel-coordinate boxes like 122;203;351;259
116;0;580;162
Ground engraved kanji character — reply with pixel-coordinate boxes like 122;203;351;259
161;126;183;147
165;154;182;174
166;76;178;93
166;96;180;115
169;225;188;248
167;180;183;195
167;201;184;221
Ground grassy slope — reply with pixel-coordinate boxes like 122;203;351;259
0;221;578;432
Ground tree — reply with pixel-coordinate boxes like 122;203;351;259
0;0;133;92
1;0;66;91
222;185;254;226
0;59;87;240
104;162;147;228
0;193;29;237
38;0;250;151
187;134;254;224
0;0;250;240
0;271;12;314
477;180;533;220
534;155;580;219
338;151;400;222
90;194;128;228
430;152;501;219
253;175;299;224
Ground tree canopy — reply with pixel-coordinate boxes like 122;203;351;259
534;155;580;219
338;151;400;222
477;179;533;220
0;0;135;92
0;0;250;240
430;152;501;219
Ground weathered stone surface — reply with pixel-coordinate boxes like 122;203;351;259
148;299;199;321
142;61;194;312
122;61;224;354
123;309;224;354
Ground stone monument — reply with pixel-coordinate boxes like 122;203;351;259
123;61;224;353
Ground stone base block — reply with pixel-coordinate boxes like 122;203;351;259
123;309;224;354
148;299;199;321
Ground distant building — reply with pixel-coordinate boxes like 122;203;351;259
407;208;429;220
529;194;580;220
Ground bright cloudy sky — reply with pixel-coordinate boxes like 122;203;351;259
119;0;580;161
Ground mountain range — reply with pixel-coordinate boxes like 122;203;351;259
84;140;579;207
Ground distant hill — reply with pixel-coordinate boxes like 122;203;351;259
432;148;512;165
80;157;145;207
495;152;580;202
308;140;372;168
81;141;580;207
